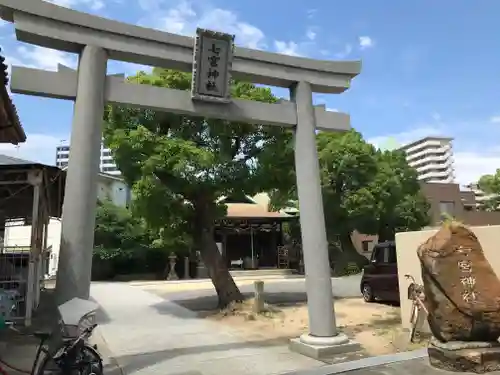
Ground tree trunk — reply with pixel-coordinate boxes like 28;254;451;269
338;232;369;267
377;225;396;243
193;201;243;308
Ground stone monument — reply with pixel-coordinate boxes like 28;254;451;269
417;222;500;373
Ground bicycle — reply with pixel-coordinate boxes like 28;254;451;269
32;321;103;375
0;299;103;375
404;274;428;343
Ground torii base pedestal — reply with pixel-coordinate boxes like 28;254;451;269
289;333;361;360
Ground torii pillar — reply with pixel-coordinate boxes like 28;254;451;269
55;45;108;304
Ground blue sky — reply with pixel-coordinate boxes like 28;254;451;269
1;0;500;185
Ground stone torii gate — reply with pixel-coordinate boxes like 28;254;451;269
0;0;361;357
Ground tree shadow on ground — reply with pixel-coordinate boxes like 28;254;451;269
161;291;361;316
169;291;308;312
103;336;304;375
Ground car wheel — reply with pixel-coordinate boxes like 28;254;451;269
362;283;375;302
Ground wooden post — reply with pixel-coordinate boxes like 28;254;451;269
253;280;265;313
26;170;42;326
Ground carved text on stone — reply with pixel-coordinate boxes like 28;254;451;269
458;260;472;272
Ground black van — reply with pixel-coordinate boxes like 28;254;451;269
360;241;399;303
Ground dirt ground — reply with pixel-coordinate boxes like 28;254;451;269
203;298;429;356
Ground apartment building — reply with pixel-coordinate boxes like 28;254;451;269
463;182;498;209
55;141;121;176
398;136;455;183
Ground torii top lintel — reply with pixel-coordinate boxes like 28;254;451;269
0;0;361;94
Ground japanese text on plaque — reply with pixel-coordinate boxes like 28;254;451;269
205;43;221;92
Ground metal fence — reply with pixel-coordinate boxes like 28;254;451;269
0;245;49;325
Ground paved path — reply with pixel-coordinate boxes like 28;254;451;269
143;275;362;311
90;283;323;375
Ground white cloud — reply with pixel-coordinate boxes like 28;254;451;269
490;116;500;123
359;36;374;50
0;134;67;166
140;1;266;49
335;44;353;59
15;46;76;71
454;151;500;186
306;29;316;41
368;126;444;151
44;0;105;11
274;41;301;57
431;112;442;122
306;9;317;20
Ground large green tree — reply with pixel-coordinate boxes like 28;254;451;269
268;130;378;266
103;69;290;307
317;130;379;264
369;149;430;241
269;130;430;268
478;169;500;211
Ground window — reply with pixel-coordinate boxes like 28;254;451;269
387;244;397;264
372;247;385;263
102;166;118;172
371;244;397;264
439;201;455;219
362;240;373;252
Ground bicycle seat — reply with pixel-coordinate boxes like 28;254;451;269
33;330;52;340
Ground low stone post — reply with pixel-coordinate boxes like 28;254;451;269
167;253;178;281
184;256;190;279
253;280;265;313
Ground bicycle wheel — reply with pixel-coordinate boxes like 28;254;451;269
35;344;103;375
408;304;418;343
80;344;103;375
34;350;59;375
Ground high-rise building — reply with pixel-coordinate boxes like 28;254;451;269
463;182;497;209
55;141;121;176
398;136;455;183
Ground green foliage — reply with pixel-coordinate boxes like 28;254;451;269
478;170;500;211
92;199;171;279
102;68;293;304
317;130;379;240
269;129;430;269
103;69;291;220
93;246;131;261
94;199;150;252
368;149;431;241
440;212;462;226
340;262;362;276
104;69;289;203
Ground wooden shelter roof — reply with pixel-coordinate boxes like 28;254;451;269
0;155;65;220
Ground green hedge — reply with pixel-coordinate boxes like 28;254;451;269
91;246;170;280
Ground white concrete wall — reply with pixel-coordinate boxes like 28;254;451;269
4;219;62;277
97;176;129;207
395;225;500;332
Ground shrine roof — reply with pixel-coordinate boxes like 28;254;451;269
225;203;292;219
